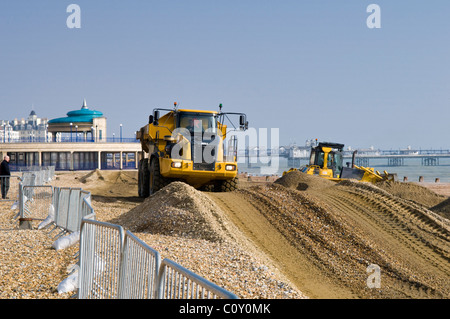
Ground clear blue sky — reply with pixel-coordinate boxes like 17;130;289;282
1;1;449;149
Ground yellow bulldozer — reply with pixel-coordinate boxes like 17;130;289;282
284;141;396;183
136;103;248;197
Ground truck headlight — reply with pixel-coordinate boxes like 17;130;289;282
225;164;236;171
171;162;182;168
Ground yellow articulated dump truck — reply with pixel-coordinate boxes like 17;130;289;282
284;141;396;183
136;103;248;197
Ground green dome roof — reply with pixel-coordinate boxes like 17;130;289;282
48;100;103;124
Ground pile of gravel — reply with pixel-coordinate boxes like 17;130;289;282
111;181;235;242
274;170;334;191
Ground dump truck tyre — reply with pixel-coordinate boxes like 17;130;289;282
216;177;238;192
138;159;149;198
149;158;170;195
138;159;143;197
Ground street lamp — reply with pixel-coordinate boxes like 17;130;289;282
70;122;73;142
75;125;78;142
120;124;122;142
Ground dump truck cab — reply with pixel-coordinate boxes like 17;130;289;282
136;103;248;197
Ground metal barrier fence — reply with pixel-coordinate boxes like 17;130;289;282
2;166;55;203
78;220;124;299
14;171;236;300
17;184;95;241
20;166;55;185
21;172;37;186
53;187;85;233
118;231;161;299
78;219;238;299
157;259;238;299
19;185;53;220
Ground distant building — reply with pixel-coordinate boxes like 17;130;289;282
47;99;107;142
0;109;50;142
0;100;139;171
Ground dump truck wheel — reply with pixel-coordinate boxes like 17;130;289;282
138;159;149;198
215;178;238;192
138;160;143;197
149;158;170;195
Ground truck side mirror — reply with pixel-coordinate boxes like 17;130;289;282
239;115;245;126
239;115;248;130
153;110;160;126
149;115;154;124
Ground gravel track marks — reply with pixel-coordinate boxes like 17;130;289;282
207;177;450;299
307;182;450;299
207;190;358;299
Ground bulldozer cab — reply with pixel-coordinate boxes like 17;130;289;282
309;142;344;179
289;140;397;184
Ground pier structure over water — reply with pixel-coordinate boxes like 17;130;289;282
0;100;142;171
345;149;450;167
246;146;450;167
0;99;141;171
0;140;141;171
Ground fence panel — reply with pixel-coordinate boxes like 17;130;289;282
55;187;71;229
18;166;55;184
118;231;161;299
19;185;54;220
21;172;36;187
157;258;239;299
78;219;124;299
66;188;81;232
78;191;94;230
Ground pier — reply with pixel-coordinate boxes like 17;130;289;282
245;147;450;167
0;140;141;171
341;150;450;167
0;100;143;171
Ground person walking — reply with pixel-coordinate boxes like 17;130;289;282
0;155;11;199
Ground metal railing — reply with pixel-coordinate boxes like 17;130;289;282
17;183;95;239
14;170;236;300
118;231;161;299
78;219;238;299
47;187;95;238
1;137;138;143
19;166;55;184
19;184;53;220
78;220;124;299
157;258;238;299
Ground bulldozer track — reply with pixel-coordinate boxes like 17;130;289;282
206;191;359;299
319;187;450;278
345;187;450;254
207;180;449;298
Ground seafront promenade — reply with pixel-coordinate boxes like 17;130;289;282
0;140;141;170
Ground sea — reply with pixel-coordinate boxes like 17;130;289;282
237;156;450;183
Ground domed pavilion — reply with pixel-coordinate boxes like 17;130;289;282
47;99;107;142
